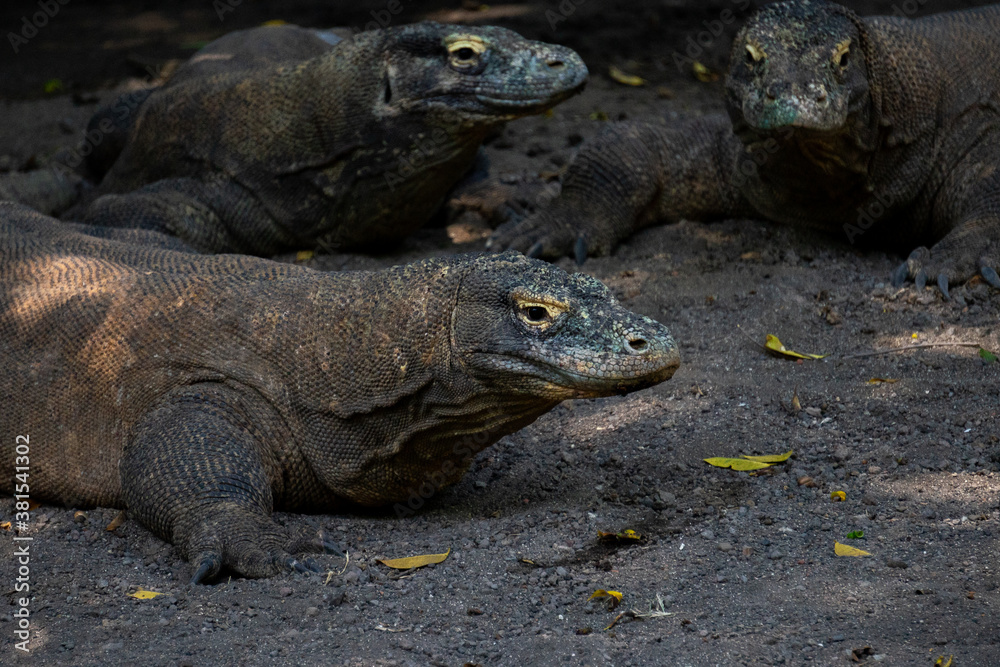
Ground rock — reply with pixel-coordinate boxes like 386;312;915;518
768;550;784;560
718;541;732;552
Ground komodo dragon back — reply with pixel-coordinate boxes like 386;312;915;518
0;202;678;582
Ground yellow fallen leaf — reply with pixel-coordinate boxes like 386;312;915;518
935;655;953;667
911;332;919;339
765;334;827;360
588;589;623;610
130;588;164;600
377;549;450;570
598;529;643;543
608;65;646;86
0;521;10;531
830;490;846;501
295;250;314;263
106;511;125;532
692;61;719;83
741;450;793;463
867;378;899;384
704;457;771;471
834;542;871;557
261;19;287;26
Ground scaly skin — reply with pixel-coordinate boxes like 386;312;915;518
61;22;587;255
490;0;1000;299
0;202;679;582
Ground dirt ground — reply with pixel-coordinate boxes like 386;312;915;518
2;1;999;665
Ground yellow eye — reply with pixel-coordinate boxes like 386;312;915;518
447;36;486;67
833;39;851;67
514;297;567;328
745;43;766;64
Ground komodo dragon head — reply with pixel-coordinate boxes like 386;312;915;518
377;22;588;122
725;1;874;141
451;252;679;399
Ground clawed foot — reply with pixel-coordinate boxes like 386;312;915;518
890;245;1000;299
446;173;557;229
186;511;345;584
486;209;617;265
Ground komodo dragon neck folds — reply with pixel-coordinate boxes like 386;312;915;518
35;22;585;255
0;203;679;582
490;0;1000;299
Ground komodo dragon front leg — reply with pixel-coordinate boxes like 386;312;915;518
892;134;1000;298
120;383;343;584
82;177;284;256
488;117;754;263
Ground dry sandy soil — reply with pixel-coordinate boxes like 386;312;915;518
1;1;998;665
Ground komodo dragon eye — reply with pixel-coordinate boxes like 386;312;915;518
447;36;487;71
514;297;567;329
745;43;766;66
832;39;851;68
525;306;549;322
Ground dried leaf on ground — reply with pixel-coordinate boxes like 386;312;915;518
0;521;10;531
765;334;827;360
130;588;164;600
741;450;793;463
597;529;643;543
608;65;646;86
588;589;623;610
692;61;719;82
830;490;847;501
106;511;126;531
704;457;772;471
935;655;953;667
867;378;899;384
834;542;871;557
377;549;450;570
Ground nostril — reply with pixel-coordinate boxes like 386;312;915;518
547;59;566;69
627;337;648;353
816;92;828;103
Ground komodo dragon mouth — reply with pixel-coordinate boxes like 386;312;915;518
470;339;681;400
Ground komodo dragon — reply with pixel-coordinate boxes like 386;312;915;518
489;0;1000;299
0;202;679;582
37;22;583;255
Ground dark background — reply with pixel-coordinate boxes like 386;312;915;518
0;0;994;99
